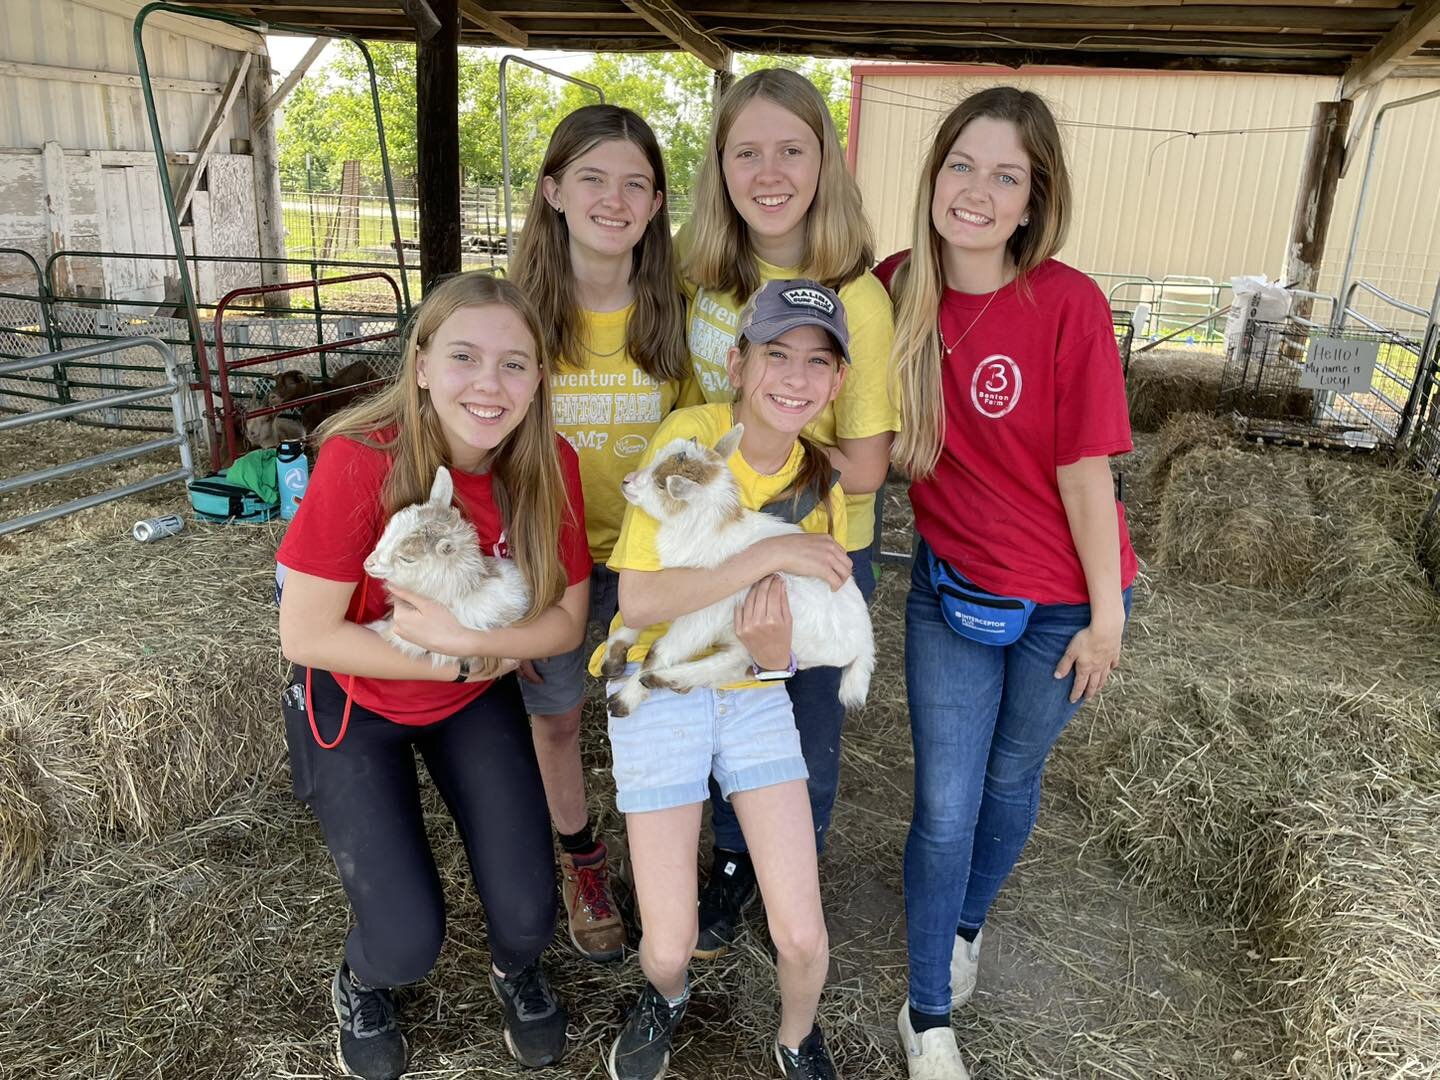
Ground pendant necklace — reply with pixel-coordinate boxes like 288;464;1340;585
937;285;1000;355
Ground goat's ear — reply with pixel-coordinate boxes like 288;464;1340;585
665;474;701;501
713;424;743;460
429;467;454;506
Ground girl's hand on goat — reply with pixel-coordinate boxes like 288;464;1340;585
758;534;852;591
735;574;793;671
1053;617;1124;704
387;584;482;658
465;656;519;682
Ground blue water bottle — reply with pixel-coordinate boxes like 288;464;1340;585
276;440;309;521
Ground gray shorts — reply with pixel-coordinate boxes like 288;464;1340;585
519;564;620;717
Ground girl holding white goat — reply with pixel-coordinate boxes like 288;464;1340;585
276;273;591;1079
678;65;898;960
506;103;693;965
594;278;856;1080
874;88;1137;1080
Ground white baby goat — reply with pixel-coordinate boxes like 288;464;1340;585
363;466;529;667
601;424;874;717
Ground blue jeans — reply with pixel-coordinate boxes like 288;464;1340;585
903;539;1131;1015
709;546;877;854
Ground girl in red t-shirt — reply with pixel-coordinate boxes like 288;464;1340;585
276;274;590;1077
876;89;1137;1080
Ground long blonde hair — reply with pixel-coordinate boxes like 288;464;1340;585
891;87;1072;479
685;68;872;297
511;104;688;382
320;273;571;620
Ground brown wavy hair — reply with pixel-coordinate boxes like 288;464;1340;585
685;68;872;298
319;273;571;620
511;104;688;382
891;87;1071;479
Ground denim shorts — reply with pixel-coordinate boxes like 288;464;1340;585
607;665;809;814
519;565;619;716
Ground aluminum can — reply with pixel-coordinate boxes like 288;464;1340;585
132;514;184;543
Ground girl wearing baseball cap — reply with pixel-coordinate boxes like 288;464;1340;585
594;278;854;1080
677;65;898;965
875;88;1137;1079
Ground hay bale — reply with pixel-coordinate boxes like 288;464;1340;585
1146;411;1240;497
1156;447;1326;590
0;519;287;889
1056;569;1440;1080
0;687;47;895
1127;349;1225;432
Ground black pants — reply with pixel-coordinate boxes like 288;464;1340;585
285;669;556;988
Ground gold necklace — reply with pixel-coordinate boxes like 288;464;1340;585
581;337;627;359
937;286;1000;354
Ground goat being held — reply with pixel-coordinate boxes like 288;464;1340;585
363;466;529;667
601;424;874;716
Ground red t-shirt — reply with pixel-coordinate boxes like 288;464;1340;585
276;430;591;725
874;251;1138;605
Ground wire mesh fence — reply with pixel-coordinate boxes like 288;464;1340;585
1217;318;1421;449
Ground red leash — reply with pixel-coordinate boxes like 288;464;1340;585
305;576;369;750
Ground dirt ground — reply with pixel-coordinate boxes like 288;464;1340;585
2;424;1297;1079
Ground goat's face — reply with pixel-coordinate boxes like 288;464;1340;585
621;425;744;522
363;467;487;590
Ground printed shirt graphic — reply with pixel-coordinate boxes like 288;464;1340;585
276;430;591;725
550;304;684;561
589;402;847;690
675;224;897;552
873;253;1138;605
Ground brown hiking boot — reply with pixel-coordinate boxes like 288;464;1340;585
560;842;626;963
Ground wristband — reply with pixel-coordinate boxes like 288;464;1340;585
751;651;797;681
453;657;472;683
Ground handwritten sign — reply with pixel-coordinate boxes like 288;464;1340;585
1299;338;1379;393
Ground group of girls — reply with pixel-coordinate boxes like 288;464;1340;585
276;65;1136;1080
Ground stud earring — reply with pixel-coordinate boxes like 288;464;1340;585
1021;215;1030;226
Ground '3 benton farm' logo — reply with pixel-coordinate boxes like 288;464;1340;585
969;354;1022;418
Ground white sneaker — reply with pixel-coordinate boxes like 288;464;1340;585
897;1000;971;1080
950;929;983;1006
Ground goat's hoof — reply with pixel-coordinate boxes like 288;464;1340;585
600;658;626;679
606;694;630;719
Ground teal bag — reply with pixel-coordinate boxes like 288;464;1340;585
187;474;279;523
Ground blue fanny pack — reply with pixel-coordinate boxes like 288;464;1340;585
927;547;1036;646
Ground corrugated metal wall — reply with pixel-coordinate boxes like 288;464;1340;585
0;0;264;153
854;68;1440;330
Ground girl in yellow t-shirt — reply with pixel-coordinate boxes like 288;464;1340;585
678;66;897;957
596;279;855;1080
508;104;690;963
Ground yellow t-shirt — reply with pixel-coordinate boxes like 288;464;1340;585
587;402;848;690
550;305;684;561
675;225;898;552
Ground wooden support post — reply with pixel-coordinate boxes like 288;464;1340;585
42;141;71;296
247;51;290;305
172;53;252;225
713;65;734;108
252;36;330;132
1283;98;1352;325
417;0;461;285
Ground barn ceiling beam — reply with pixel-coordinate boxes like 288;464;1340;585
620;0;732;70
458;0;529;46
173;53;253;224
1340;0;1440;96
251;35;331;130
688;2;1398;33
399;0;442;39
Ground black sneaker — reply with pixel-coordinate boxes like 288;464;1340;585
693;847;757;959
607;981;686;1080
331;962;409;1080
490;960;568;1068
776;1024;840;1079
